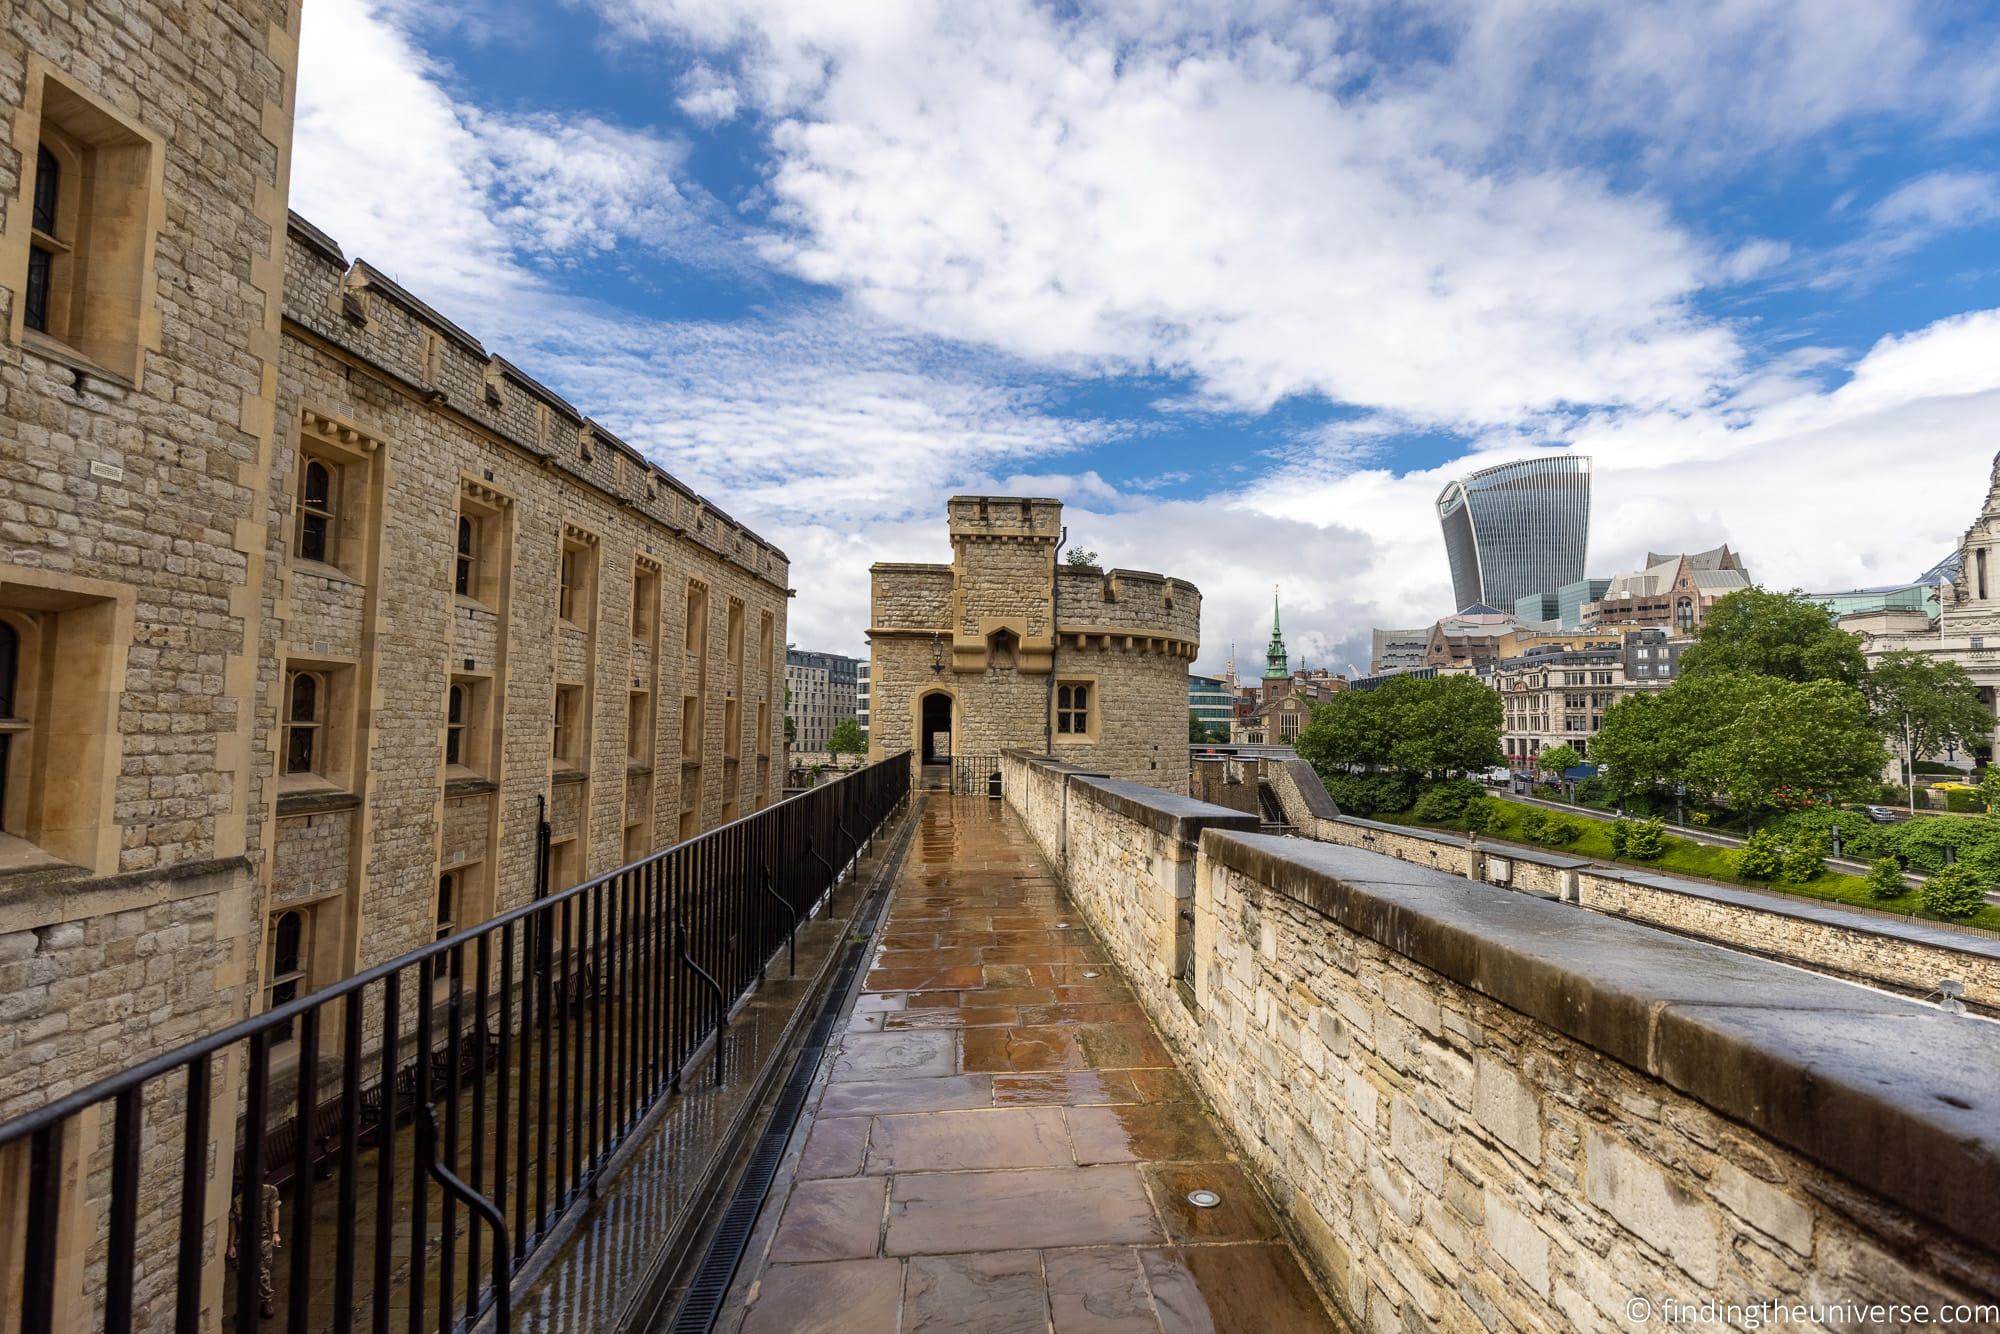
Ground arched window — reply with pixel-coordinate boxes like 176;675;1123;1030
988;628;1017;671
456;513;476;596
267;910;308;1041
1674;597;1694;634
445;683;465;765
297;457;335;564
286;670;323;774
24;145;58;333
1056;682;1090;735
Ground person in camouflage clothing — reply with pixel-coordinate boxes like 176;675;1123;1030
228;1180;281;1320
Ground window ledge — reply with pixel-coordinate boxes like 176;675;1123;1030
0;832;81;882
276;787;362;817
553;767;588;786
627;762;654;777
455;595;495;615
558;618;589;634
681;756;702;768
293;559;362;588
20;329;133;391
444;772;497;797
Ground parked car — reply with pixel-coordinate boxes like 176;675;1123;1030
1863;805;1901;823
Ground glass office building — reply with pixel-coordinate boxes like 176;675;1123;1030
1437;456;1592;614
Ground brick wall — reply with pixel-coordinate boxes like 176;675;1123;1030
1010;754;2000;1332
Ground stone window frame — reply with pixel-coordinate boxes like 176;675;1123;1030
623;818;650;863
628;688;654;766
558;525;600;631
456;478;512;608
632;562;660;642
2;59;168;386
681;693;703;762
280;655;359;800
685;580;709;657
296;456;338;566
726;598;745;666
294;411;383;583
552;683;585;772
755;700;770;759
548;834;582;893
1054;675;1099;744
444;672;493;779
0;567;132;876
722;697;741;760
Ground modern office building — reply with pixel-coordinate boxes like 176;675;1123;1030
1436;455;1592;614
785;648;864;752
1808;582;1940;621
1189;673;1236;737
1370;627;1430;675
856;660;872;738
1558;577;1613;629
1513;591;1560;625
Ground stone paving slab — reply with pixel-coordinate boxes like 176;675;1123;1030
723;795;1344;1332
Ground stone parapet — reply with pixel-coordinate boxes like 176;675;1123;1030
1005;752;2000;1331
1264;764;2000;1010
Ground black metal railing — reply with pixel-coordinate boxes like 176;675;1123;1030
948;754;1004;797
0;752;910;1334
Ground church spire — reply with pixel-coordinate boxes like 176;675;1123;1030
1263;585;1289;680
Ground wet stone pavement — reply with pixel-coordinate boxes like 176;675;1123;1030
721;796;1344;1333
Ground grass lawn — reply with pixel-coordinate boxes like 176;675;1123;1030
1377;797;2000;933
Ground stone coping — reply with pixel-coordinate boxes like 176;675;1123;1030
1278;760;1341;820
1008;752;1253;846
1611;867;2000;963
1202;829;2000;1257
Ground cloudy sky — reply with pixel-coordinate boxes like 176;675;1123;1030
292;0;2000;675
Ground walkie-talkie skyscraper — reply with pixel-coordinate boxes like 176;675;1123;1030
1436;456;1591;613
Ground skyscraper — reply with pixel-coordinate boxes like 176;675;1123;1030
1436;455;1592;614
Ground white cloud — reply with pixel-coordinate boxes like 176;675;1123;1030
676;61;744;125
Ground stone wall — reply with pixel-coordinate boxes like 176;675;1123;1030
1008;753;2000;1333
870;497;1198;788
1262;765;2000;1011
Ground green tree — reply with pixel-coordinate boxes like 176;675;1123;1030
1921;863;1989;921
1064;547;1099;566
1863;650;1992;814
1189;711;1226;744
1679;588;1868;687
1624;817;1667;860
827;718;867;756
1685;677;1885;819
1864;858;1906;902
1736;829;1784;880
1295;674;1501;784
1536;744;1583;795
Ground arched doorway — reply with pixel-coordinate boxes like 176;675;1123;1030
920;691;953;764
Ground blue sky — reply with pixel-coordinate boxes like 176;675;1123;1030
292;0;2000;675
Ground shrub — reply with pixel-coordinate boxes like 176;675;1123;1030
1461;797;1500;834
1609;818;1631;858
1945;789;1984;814
1878;817;2000;874
1519;810;1548;842
1864;858;1906;901
1323;772;1415;817
1921;863;1989;921
1536;815;1583;847
1778;828;1829;883
1624;818;1667;861
1573;775;1611;806
1411;778;1486;825
1735;829;1784;880
1879;783;1908;806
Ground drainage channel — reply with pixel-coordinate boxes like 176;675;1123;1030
653;798;918;1334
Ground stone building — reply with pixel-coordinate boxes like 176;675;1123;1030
0;6;790;1313
1847;452;2000;764
1495;628;1682;766
0;0;303;1317
269;215;789;1011
867;497;1198;788
784;647;862;753
1581;545;1751;632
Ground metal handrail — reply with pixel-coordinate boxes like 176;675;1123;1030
0;751;912;1334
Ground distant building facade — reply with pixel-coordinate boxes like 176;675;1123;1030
867;497;1199;787
1436;455;1592;613
787;648;864;752
1846;456;2000;764
856;660;872;737
1233;670;1347;745
1496;629;1684;765
1582;546;1751;632
1189;673;1235;736
1513;591;1561;625
1423;606;1522;673
1370;626;1429;675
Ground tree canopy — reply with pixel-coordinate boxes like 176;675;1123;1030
1678;588;1868;687
827;718;867;756
1864;649;1991;775
1536;744;1583;778
1296;674;1501;781
1593;673;1884;817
